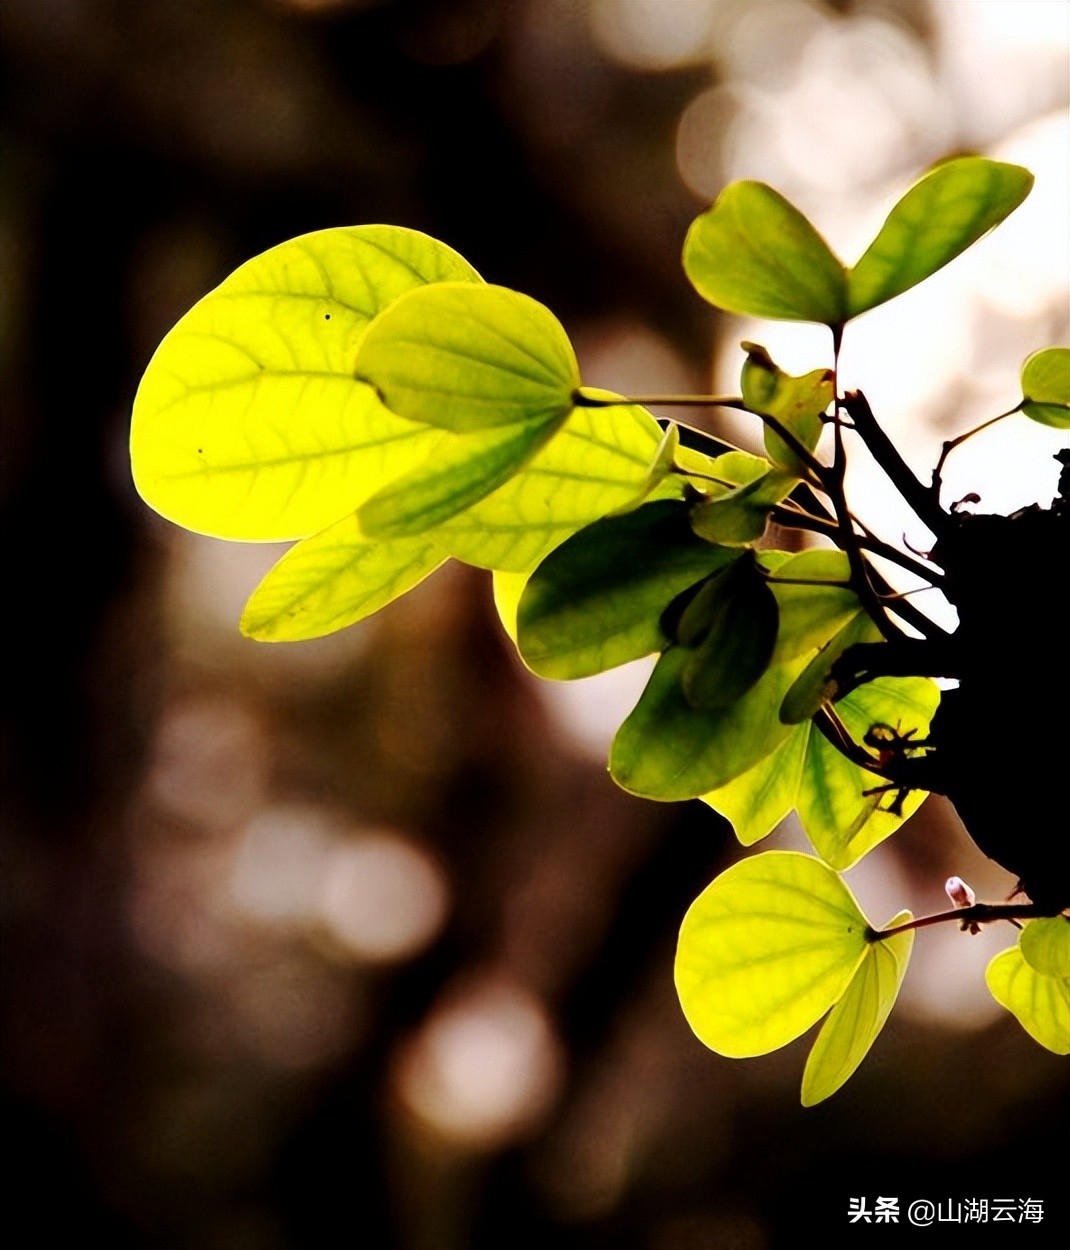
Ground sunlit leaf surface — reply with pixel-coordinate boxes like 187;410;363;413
241;516;444;641
355;282;579;431
1020;346;1070;428
675;852;870;1057
986;945;1070;1055
429;399;669;572
358;418;562;538
684;182;847;324
847;157;1033;318
1019;916;1070;978
131;227;481;541
801;911;914;1106
705;677;937;866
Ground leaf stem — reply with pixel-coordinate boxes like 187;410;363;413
868;902;1059;942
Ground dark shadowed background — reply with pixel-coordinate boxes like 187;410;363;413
3;1;1068;1247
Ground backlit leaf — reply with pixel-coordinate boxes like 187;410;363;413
689;467;798;545
675;852;870;1058
517;500;738;679
986;945;1070;1055
610;644;806;800
131;226;481;541
798;677;938;869
801;911;914;1105
847;158;1033;318
240;516;444;641
739;343;831;475
779;610;882;725
703;677;937;865
680;555;780;709
1019;917;1070;978
429;399;671;572
355;282;579;432
767;551;860;659
684;182;847;325
1020;347;1070;429
358;418;562;538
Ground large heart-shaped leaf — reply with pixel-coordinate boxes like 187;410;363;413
355;283;579;432
675;852;870;1057
847;157;1033;318
1019;347;1070;429
131;227;481;541
240;516;444;641
684;182;847;325
801;911;915;1105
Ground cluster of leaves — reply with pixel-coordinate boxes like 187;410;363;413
131;156;1069;1101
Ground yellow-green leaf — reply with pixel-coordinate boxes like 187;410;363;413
986;945;1070;1055
847;158;1033;318
779;610;882;726
358;418;562;539
1020;347;1070;429
131;226;481;541
801;911;915;1105
355;282;579;432
684;182;847;325
428;400;669;572
739;343;831;475
240;516;444;641
702;677;937;865
1019;917;1070;978
675;852;870;1057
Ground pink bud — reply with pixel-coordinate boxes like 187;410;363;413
945;876;975;908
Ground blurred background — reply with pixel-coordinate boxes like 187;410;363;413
2;1;1068;1246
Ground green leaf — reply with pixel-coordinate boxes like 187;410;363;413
355;282;579;432
130;226;481;541
1019;917;1070;978
801;911;915;1106
767;550;861;660
700;730;808;847
739;343;832;475
797;677;938;869
516;500;738;679
683;182;847;325
610;643;806;800
675;852;870;1058
703;676;937;866
680;554;780;709
779;610;882;725
1020;347;1070;428
358;418;562;538
491;570;527;643
847;158;1034;318
428;399;672;573
240;516;444;641
689;467;799;545
986;945;1070;1055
